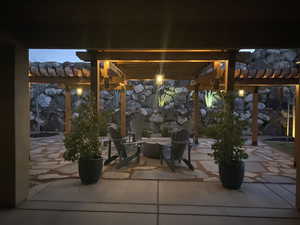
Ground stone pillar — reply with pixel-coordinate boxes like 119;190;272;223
295;85;300;210
120;87;126;137
193;86;199;144
64;86;72;134
252;87;258;146
0;44;29;207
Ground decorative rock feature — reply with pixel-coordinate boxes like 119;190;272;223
149;113;164;123
134;84;144;93
30;49;300;135
176;116;188;125
37;93;52;108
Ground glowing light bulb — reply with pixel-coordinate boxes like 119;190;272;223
76;88;83;96
155;74;164;85
238;89;245;97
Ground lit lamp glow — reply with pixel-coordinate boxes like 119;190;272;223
296;61;300;64
76;88;83;96
238;89;245;97
155;74;164;85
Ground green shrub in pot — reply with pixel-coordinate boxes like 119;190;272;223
63;96;103;184
209;92;248;189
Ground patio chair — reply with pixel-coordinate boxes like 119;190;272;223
104;126;143;169
159;129;194;172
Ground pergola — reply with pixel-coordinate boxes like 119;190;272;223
29;49;300;148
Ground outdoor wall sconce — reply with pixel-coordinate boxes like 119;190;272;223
238;89;245;97
76;88;83;96
155;74;164;86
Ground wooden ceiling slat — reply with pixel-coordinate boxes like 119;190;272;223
234;69;241;78
240;68;248;79
273;69;281;78
288;68;297;78
256;69;265;78
248;69;257;78
280;68;290;79
264;68;274;78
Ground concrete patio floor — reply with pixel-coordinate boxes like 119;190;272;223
29;134;296;186
1;179;299;225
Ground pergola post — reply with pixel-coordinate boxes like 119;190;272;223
193;86;199;144
224;51;236;93
295;84;300;210
120;86;126;137
64;85;72;134
0;45;29;207
224;51;236;113
252;87;258;146
89;50;100;113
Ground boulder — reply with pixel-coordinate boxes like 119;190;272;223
45;88;63;96
244;94;253;103
200;108;207;117
176;106;188;115
144;89;152;96
149;113;164;123
258;113;270;121
175;87;188;94
134;84;144;93
131;93;138;101
37;93;52;108
258;103;266;110
145;85;154;90
177;116;188;125
164;102;174;110
140;108;150;116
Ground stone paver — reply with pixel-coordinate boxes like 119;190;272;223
29;135;296;186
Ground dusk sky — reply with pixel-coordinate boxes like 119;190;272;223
29;49;84;62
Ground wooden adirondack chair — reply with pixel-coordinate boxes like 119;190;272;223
104;126;143;169
159;129;194;172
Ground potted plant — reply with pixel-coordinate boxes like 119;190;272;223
63;96;103;184
209;92;248;189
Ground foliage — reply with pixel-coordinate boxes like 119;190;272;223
158;87;176;107
161;127;171;137
63;96;103;161
201;126;219;138
204;90;219;108
208;92;248;165
98;110;112;136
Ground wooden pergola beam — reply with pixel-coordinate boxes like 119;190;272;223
64;85;72;134
77;51;249;62
236;79;300;86
29;77;90;84
89;50;100;113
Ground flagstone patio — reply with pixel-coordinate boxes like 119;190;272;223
29;134;296;187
